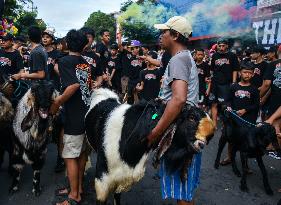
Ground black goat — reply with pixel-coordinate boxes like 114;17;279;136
214;110;279;195
85;88;215;205
10;80;58;196
0;92;14;173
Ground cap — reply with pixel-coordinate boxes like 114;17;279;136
42;29;55;39
110;43;118;50
240;60;255;71
250;45;265;54
14;35;26;43
130;40;141;47
154;16;192;39
2;33;14;41
217;38;228;45
267;46;277;53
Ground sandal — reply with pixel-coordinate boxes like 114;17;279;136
55;187;69;196
55;197;80;205
220;158;231;166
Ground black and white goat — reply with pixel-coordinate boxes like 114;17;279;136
10;80;58;196
85;88;215;205
0;92;14;172
214;110;279;195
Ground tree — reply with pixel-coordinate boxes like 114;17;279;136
84;11;116;42
14;11;46;36
3;0;32;18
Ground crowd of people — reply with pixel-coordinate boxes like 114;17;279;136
1;15;281;205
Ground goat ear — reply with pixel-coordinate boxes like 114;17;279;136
21;108;36;132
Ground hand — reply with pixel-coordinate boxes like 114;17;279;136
226;106;232;112
236;109;246;116
138;55;147;61
135;83;142;92
50;97;61;115
265;119;273;125
92;81;101;89
147;129;160;148
11;73;21;80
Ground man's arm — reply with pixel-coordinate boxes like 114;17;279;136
266;106;281;124
259;80;271;97
148;80;187;144
50;83;80;114
232;71;238;83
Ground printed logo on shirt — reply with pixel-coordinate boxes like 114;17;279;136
131;59;142;67
47;57;55;65
273;63;281;89
144;73;157;80
104;51;109;58
108;61;115;67
0;57;12;67
82;55;97;67
254;67;261;75
215;58;230;66
75;63;92;106
235;90;251;99
197;68;204;75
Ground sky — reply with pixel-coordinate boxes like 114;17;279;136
32;0;128;37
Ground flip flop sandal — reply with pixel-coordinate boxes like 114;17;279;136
55;197;80;205
220;159;231;166
55;187;69;196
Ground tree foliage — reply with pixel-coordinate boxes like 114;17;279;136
3;0;32;18
14;11;46;36
84;11;116;42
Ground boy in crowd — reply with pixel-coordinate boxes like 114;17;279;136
195;48;211;109
96;29;110;73
0;33;23;77
136;51;161;101
80;27;103;89
227;61;260;125
126;40;146;104
250;45;267;90
104;43;121;92
42;29;61;90
13;26;48;81
209;38;239;129
50;29;92;205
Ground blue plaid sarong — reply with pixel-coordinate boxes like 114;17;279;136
159;153;202;201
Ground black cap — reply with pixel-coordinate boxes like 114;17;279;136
217;38;228;45
250;45;265;54
240;60;255;71
14;35;26;43
1;33;14;41
110;43;118;50
148;51;158;60
267;46;277;53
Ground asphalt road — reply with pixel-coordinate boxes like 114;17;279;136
0;127;280;205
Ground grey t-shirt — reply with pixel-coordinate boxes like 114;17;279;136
29;44;48;79
159;50;199;105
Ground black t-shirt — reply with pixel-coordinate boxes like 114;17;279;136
196;61;211;95
128;54;146;81
264;59;281;95
82;51;103;80
47;49;61;90
58;55;92;135
139;68;161;101
29;45;48;79
251;61;267;88
120;49;131;77
160;51;172;76
229;83;259;124
0;49;23;75
211;52;239;85
96;42;110;72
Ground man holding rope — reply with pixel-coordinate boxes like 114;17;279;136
148;16;199;205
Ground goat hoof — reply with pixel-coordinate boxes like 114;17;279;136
265;188;274;195
240;185;249;193
32;188;41;197
9;186;19;194
214;162;219;169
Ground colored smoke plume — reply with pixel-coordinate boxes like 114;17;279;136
117;0;177;29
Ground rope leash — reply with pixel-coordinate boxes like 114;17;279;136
224;109;256;128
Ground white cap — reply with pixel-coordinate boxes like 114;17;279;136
154;16;192;39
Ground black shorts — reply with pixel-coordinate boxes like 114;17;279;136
209;83;231;105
